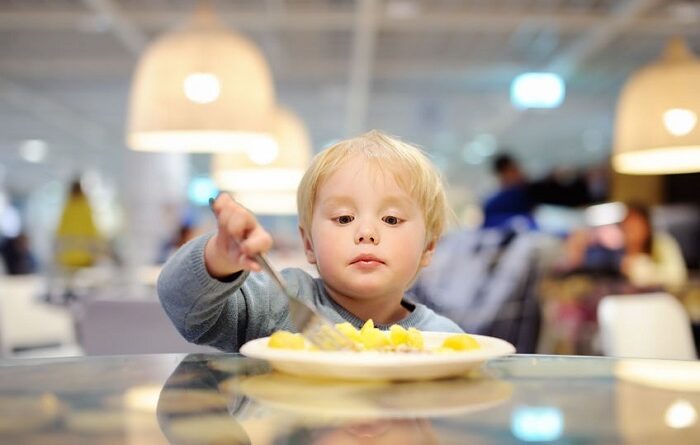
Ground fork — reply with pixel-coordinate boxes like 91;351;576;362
209;197;354;351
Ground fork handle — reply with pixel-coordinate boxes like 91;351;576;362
253;253;296;301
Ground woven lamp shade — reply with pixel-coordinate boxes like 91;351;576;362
613;38;700;174
126;5;275;153
211;108;312;214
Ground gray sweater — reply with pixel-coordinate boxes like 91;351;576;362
157;234;463;352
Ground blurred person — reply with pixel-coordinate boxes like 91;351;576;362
157;221;199;264
51;178;109;301
0;232;37;275
54;179;105;269
560;203;687;292
482;153;598;231
618;204;686;291
544;203;688;354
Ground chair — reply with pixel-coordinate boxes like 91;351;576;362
79;298;217;355
597;292;697;360
411;229;551;353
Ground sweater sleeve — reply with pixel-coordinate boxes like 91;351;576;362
157;233;295;352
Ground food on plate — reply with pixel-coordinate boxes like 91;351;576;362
440;333;481;352
267;331;306;350
268;319;481;353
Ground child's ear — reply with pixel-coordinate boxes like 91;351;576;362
419;238;437;268
298;226;317;264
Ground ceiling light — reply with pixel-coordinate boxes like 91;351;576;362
510;72;565;109
248;142;279;166
19;139;48;163
126;2;275;153
188;177;218;206
211;108;312;214
613;38;700;174
225;191;299;215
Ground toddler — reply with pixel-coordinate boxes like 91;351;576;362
158;130;462;351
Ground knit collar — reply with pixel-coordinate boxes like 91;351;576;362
314;279;426;330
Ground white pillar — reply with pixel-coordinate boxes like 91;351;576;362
121;151;189;295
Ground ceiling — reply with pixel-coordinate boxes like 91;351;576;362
1;0;700;201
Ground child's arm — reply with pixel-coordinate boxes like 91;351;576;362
204;193;273;277
157;233;302;352
158;194;307;351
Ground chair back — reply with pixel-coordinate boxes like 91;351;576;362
79;298;217;355
412;229;552;353
597;292;697;360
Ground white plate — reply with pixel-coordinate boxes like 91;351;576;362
239;332;515;381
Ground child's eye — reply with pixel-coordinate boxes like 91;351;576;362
335;215;354;224
383;216;401;225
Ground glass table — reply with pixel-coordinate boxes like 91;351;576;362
0;353;698;444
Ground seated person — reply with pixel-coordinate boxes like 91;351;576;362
157;222;198;264
54;179;106;269
619;204;687;292
0;232;37;275
482;154;595;231
559;203;687;292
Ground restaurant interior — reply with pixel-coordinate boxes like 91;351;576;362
0;1;699;443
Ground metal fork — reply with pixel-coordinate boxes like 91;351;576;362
251;252;356;350
209;197;354;351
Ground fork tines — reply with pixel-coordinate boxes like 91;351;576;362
303;317;356;351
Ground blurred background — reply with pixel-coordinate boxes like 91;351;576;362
0;0;699;359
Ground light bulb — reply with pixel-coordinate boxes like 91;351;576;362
247;141;279;165
663;108;697;136
665;399;697;429
183;73;221;104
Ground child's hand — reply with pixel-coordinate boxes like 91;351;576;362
204;193;273;278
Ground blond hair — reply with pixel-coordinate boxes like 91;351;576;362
297;130;449;244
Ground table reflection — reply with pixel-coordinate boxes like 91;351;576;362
0;353;698;444
157;355;513;444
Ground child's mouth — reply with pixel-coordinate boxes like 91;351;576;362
350;254;385;267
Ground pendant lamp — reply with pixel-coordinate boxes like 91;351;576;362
211;108;312;214
613;38;700;174
126;2;275;153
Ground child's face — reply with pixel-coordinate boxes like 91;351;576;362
301;155;435;301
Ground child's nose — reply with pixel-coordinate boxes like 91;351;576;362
355;227;379;245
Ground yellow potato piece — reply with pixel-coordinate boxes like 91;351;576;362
441;334;480;351
360;319;375;334
360;327;390;350
335;322;363;343
268;331;306;350
406;327;424;350
389;324;409;346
